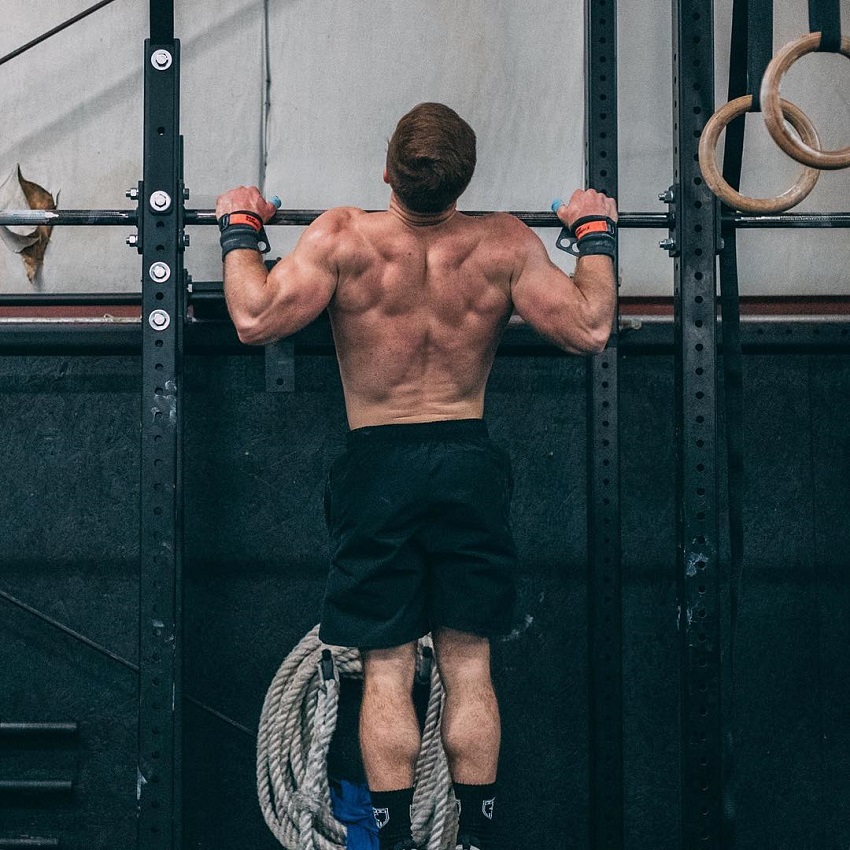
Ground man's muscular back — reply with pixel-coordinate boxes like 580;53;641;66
326;207;516;428
217;187;617;430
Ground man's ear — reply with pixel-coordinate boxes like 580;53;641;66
382;167;389;185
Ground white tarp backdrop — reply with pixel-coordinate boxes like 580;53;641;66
0;0;848;295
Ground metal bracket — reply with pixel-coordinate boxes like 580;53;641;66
659;184;680;256
265;340;295;392
127;181;144;253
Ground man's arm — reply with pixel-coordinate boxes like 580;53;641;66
509;189;618;354
216;186;339;345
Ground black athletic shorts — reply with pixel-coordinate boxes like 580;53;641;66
319;419;517;649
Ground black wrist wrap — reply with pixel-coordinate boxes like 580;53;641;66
218;210;271;260
572;215;617;259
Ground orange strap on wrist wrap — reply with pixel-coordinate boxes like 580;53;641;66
220;211;263;232
574;219;612;241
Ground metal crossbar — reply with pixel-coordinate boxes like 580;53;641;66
3;208;850;228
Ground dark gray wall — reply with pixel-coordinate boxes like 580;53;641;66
1;348;848;849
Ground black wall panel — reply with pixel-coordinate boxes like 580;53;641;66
0;356;139;849
2;348;849;850
733;356;820;850
619;352;679;848
810;357;850;847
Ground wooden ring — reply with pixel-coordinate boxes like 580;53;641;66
760;32;850;170
698;95;821;213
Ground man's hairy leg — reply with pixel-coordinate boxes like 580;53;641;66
360;642;421;788
434;628;500;850
433;628;500;781
361;642;420;850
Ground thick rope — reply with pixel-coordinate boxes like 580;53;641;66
258;626;457;850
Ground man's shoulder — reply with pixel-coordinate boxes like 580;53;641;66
313;206;367;228
310;206;389;238
465;212;539;257
465;211;533;238
301;207;372;250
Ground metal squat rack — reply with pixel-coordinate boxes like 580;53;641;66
1;1;849;849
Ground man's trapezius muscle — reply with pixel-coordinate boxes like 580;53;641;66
217;102;618;850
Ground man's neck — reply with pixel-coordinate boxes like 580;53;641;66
389;195;457;227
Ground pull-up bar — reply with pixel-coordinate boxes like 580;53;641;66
2;208;850;229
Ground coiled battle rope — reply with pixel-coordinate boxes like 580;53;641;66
258;625;457;850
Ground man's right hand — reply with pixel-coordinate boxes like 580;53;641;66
554;188;618;230
216;186;279;223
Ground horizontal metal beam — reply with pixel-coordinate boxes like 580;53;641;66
0;294;142;307
0;316;847;355
0;210;138;227
0;722;78;737
732;212;850;228
4;290;850;313
3;208;850;229
0;780;73;794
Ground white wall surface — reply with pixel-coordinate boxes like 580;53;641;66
0;0;848;295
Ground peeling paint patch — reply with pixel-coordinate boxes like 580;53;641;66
686;551;707;577
501;614;534;642
0;166;56;282
153;379;179;427
17;168;56;282
136;767;147;801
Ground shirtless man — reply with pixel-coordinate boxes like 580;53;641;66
217;102;617;850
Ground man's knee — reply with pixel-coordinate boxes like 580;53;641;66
362;641;418;696
433;627;493;692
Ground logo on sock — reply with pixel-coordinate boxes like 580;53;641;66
372;807;390;829
482;797;495;820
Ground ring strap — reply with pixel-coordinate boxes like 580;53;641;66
721;0;749;629
746;0;773;112
809;0;842;53
718;4;752;844
720;0;749;178
724;0;760;184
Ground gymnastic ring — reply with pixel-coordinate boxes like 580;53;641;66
698;95;821;213
760;32;850;170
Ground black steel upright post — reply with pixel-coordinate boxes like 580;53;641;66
138;0;183;847
585;0;623;847
672;0;723;847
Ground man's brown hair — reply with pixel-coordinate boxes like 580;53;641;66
386;102;477;213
